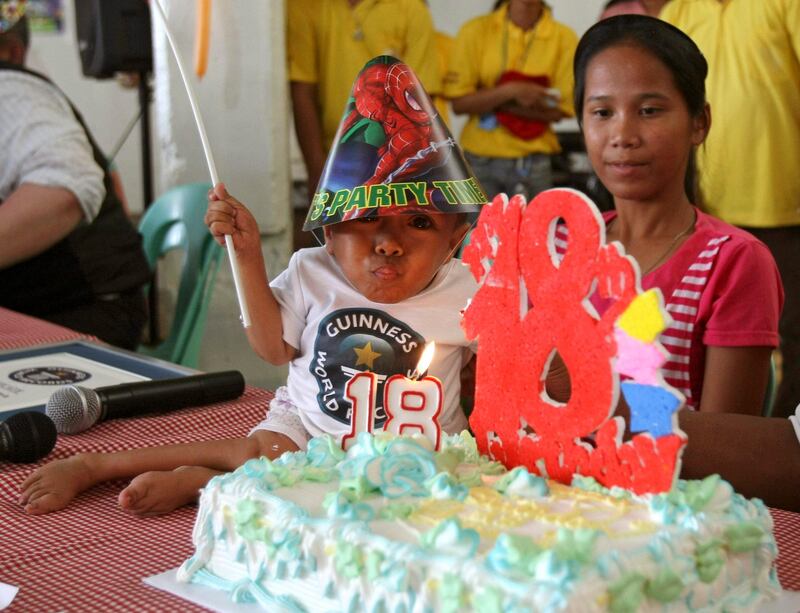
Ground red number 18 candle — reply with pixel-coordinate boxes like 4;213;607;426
383;342;443;450
341;343;443;450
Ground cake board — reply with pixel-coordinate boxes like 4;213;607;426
141;569;800;613
144;569;272;613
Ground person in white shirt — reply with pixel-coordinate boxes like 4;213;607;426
0;9;149;349
19;182;476;516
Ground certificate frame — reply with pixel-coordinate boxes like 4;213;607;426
0;341;194;418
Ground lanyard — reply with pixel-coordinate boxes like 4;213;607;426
500;13;538;73
351;0;376;41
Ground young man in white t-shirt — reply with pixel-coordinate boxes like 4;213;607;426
20;55;486;516
19;183;475;516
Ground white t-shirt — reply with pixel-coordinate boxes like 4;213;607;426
0;70;104;220
271;247;478;441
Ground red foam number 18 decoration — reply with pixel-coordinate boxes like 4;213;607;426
462;189;686;494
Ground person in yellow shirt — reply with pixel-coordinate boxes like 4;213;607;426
433;30;453;126
444;0;577;201
661;0;800;419
287;0;440;201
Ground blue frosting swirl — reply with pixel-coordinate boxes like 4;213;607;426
427;472;469;501
348;436;438;499
421;518;480;557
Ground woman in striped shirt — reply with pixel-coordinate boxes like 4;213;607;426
564;15;783;415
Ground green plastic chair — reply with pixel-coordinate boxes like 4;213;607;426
137;182;222;368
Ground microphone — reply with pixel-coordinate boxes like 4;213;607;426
0;412;58;463
45;370;245;434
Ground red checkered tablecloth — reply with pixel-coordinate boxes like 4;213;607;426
0;307;274;611
0;307;92;350
0;308;797;611
0;386;272;612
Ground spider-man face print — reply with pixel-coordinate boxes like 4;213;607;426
304;56;487;233
384;62;433;126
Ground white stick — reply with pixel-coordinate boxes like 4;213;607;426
150;0;251;328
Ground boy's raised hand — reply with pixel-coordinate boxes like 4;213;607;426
205;183;260;257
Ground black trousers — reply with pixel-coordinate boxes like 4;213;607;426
44;289;147;351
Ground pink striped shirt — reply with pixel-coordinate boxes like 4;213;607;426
554;208;782;408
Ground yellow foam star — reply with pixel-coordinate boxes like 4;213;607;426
353;341;381;369
617;289;667;343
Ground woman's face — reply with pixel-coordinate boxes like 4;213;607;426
581;43;708;205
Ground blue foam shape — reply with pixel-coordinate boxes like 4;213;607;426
621;382;681;438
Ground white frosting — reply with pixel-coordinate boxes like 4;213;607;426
178;433;781;612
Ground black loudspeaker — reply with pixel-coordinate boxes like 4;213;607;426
74;0;152;79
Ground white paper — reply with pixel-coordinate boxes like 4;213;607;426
0;353;149;415
0;582;18;610
145;568;800;613
144;569;262;613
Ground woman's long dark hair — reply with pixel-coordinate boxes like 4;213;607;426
573;15;708;204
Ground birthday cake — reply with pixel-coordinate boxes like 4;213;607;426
174;51;781;610
177;431;780;612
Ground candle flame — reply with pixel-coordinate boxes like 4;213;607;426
414;342;436;377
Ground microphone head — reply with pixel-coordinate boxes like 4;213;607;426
3;412;58;462
45;385;102;434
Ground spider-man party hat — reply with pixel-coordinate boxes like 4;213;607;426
303;55;488;232
0;0;25;33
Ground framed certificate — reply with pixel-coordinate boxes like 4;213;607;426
0;341;193;418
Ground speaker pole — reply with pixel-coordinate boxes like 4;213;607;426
138;71;158;344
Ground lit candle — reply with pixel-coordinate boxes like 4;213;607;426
341;371;379;451
341;343;443;450
383;343;443;450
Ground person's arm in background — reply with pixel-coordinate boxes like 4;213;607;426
286;0;325;200
0;76;104;268
491;22;577;122
542;23;577;119
699;346;772;415
445;17;563;122
697;240;783;415
679;410;800;511
0;184;83;267
432;31;454;125
457;81;566;122
109;165;132;217
290;81;326;197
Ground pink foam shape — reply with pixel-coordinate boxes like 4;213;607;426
614;327;666;386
